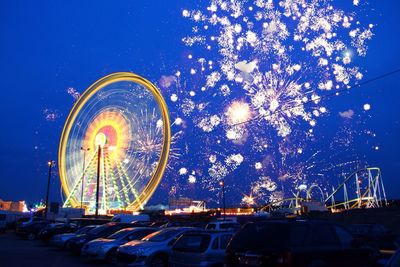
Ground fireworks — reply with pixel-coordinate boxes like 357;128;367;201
52;1;378;207
225;100;252;125
43;109;60;122
165;0;377;205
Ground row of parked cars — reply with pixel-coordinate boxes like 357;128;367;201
13;215;400;267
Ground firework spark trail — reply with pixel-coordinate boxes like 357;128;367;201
182;0;371;136
167;0;378;205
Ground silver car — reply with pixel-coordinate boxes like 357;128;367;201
170;231;233;267
81;227;157;263
117;227;198;266
50;225;98;248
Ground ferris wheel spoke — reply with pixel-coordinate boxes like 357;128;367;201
114;160;131;206
104;152;123;208
115;160;143;209
63;147;99;207
82;158;97;206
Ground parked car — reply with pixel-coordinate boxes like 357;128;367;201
112;214;150;223
38;218;109;244
149;221;168;228
205;220;241;231
67;222;133;254
15;219;50;240
379;249;400;267
16;217;44;227
346;223;398;250
160;221;194;228
170;230;233;267
117;227;199;266
0;211;29;230
50;225;99;248
81;227;158;263
225;220;378;267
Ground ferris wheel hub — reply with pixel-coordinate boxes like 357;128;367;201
95;132;107;148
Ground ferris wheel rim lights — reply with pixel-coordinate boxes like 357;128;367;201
58;72;171;211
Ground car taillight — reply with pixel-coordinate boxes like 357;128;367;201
275;251;292;267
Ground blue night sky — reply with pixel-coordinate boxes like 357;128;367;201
0;1;399;207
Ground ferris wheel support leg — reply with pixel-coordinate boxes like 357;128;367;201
101;149;107;213
63;147;98;208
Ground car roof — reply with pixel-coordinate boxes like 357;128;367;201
182;230;235;235
162;227;199;230
69;218;110;221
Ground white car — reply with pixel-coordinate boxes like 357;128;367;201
81;227;156;263
116;227;198;266
205;220;240;231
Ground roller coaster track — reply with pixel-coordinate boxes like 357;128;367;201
260;167;387;212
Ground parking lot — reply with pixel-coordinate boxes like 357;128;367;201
0;231;112;267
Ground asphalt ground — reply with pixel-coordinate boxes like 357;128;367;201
0;231;113;267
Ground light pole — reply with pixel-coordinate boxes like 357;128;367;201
95;145;101;218
80;147;90;211
220;180;226;220
44;160;54;219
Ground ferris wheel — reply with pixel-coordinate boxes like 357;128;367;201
58;72;171;213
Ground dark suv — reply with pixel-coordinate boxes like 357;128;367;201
225;220;377;267
16;218;50;240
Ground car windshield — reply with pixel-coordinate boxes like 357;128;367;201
143;229;182;242
107;228;133;239
229;223;288;251
173;234;211;253
76;226;96;235
220;223;239;229
87;224;111;235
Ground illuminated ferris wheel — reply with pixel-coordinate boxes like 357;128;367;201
59;72;171;213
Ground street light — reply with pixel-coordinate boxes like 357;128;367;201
95;145;101;218
44;160;54;219
220;180;226;220
80;147;90;212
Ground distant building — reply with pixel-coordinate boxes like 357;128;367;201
0;199;26;212
168;197;193;210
